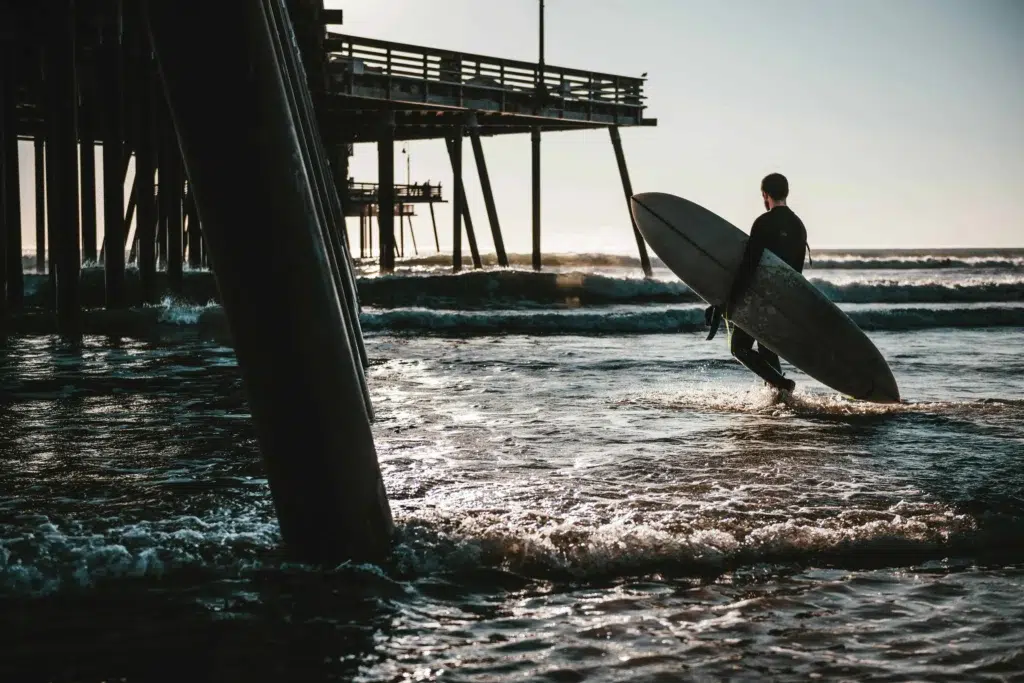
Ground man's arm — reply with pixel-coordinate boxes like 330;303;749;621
724;219;767;317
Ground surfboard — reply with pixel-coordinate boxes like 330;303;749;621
630;191;900;403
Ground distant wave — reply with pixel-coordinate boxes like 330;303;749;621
358;305;1024;336
15;267;1024;313
356;271;1024;307
811;257;1024;270
366;251;1024;272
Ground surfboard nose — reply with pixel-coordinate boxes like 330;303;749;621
864;370;901;404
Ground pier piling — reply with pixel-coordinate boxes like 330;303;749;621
34;139;46;274
80;129;98;265
134;40;156;302
609;126;652;277
0;56;7;324
469;125;508;268
102;3;125;308
450;131;463;272
145;0;392;563
46;0;82;336
377;114;395;272
185;187;202;268
2;55;23;308
531;127;541;271
446;134;481;270
269;0;371;391
162;109;184;294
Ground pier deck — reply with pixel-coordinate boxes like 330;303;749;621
319;33;656;142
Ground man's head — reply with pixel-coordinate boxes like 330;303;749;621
761;173;789;210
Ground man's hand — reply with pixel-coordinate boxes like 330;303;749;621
704;305;723;341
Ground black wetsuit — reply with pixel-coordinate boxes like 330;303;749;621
725;205;808;389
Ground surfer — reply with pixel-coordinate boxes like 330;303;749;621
707;173;808;393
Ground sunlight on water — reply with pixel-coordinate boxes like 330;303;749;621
1;253;1023;680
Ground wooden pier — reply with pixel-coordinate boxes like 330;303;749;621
0;0;657;564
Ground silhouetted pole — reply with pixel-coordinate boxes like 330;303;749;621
533;1;545;272
34;139;45;274
446;133;481;269
145;0;392;564
468;124;507;267
608;126;652;277
2;54;23;308
267;0;370;386
46;0;82;336
163;108;184;293
80;133;98;264
429;200;439;252
531;127;541;271
102;1;125;307
185;187;202;268
450;132;463;272
0;57;7;324
134;31;157;301
377;113;395;273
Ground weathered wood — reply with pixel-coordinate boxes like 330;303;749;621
446;133;481;270
449;133;462;271
469;125;507;267
377;114;395;272
2;53;23;309
532;126;541;271
34;139;45;274
609;126;651;277
102;1;125;307
145;0;392;565
46;0;82;335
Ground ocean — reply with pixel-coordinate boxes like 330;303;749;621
1;248;1023;681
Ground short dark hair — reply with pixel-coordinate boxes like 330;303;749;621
761;173;789;201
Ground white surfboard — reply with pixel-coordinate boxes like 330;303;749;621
631;191;900;403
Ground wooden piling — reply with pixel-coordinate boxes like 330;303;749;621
429;200;439;252
359;209;365;258
531;126;541;271
609;126;652;277
46;0;82;336
446;134;481;270
80;134;98;265
34;139;46;274
377;114;395;272
102;3;125;307
267;0;371;383
163;112;183;293
185;187;202;268
469;125;508;267
134;42;156;301
0;58;7;324
145;0;392;564
450;132;463;272
2;54;24;308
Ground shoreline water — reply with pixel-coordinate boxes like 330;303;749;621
2;248;1024;681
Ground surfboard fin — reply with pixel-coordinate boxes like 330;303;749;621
704;305;723;341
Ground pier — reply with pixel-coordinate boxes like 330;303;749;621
319;28;657;275
0;1;655;564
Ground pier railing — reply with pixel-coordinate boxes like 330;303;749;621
324;33;648;125
348;181;443;202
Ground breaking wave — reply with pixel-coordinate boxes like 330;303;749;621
356;271;1024;308
375;250;1024;272
358;305;1024;336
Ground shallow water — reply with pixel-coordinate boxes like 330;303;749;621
2;251;1023;681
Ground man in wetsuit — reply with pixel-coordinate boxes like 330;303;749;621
713;173;808;393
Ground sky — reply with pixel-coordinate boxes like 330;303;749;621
15;0;1024;256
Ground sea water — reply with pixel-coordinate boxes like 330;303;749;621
1;249;1022;681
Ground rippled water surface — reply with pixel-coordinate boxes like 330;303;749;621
2;254;1024;681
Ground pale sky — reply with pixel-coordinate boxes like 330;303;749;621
16;0;1024;256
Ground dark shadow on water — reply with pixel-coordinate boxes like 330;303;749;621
0;568;400;683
